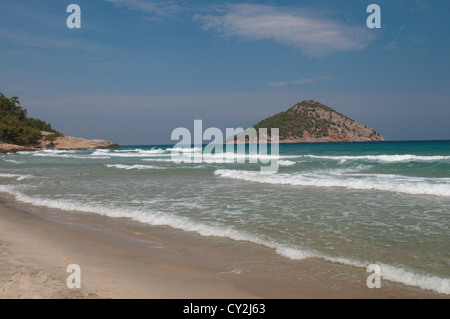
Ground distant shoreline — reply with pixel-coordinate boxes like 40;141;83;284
119;139;450;148
0;132;119;154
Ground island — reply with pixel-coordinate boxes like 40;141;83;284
0;93;119;153
227;100;384;143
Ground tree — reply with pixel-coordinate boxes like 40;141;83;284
0;92;60;145
44;132;62;144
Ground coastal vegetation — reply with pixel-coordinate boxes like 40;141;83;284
0;93;58;146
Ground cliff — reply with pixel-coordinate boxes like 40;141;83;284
227;100;384;143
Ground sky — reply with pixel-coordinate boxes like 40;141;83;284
0;0;449;145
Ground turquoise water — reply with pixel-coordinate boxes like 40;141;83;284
0;140;449;294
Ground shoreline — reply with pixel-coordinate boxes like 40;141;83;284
0;195;447;299
0;199;259;298
0;198;448;299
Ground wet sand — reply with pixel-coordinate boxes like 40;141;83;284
0;202;259;298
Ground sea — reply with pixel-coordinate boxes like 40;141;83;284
0;140;449;295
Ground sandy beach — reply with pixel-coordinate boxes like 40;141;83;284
0;196;447;299
0;200;259;299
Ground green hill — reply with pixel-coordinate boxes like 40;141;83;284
228;100;384;143
0;92;58;146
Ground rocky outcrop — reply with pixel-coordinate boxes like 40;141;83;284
0;143;36;154
41;133;120;151
0;132;119;154
227;100;384;144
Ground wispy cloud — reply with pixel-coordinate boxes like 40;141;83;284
104;0;183;18
267;76;331;87
0;28;112;53
267;78;314;88
195;3;372;57
385;25;405;51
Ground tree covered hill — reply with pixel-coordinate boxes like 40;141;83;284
252;100;383;143
0;92;59;146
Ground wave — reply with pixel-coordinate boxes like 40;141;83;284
3;159;24;164
165;147;203;152
32;149;77;155
303;154;450;163
92;149;170;158
142;158;179;163
0;184;447;294
105;164;165;170
32;153;111;159
168;151;295;164
316;255;450;295
0;173;33;181
279;160;296;166
112;148;164;153
214;169;450;197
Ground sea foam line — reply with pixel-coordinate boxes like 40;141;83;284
0;184;447;295
32;153;111;159
0;173;33;180
303;154;450;163
105;164;165;170
214;169;450;197
92;148;167;157
2;159;24;164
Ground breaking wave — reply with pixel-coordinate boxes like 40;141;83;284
303;154;450;163
105;164;165;170
214;169;450;197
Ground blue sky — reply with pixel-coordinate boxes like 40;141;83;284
0;0;449;144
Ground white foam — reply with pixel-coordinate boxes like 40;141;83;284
319;255;450;295
91;149;170;158
304;154;450;163
3;159;24;164
168;151;292;164
142;158;180;163
0;173;33;181
33;153;110;159
32;150;77;156
166;147;203;152
136;148;166;155
16;151;34;154
260;244;450;294
105;164;165;170
214;169;450;197
279;160;296;166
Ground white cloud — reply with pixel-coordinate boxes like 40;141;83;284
267;76;331;87
104;0;182;17
195;3;372;57
267;78;315;87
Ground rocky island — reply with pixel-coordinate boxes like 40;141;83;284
0;93;119;153
228;100;384;143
